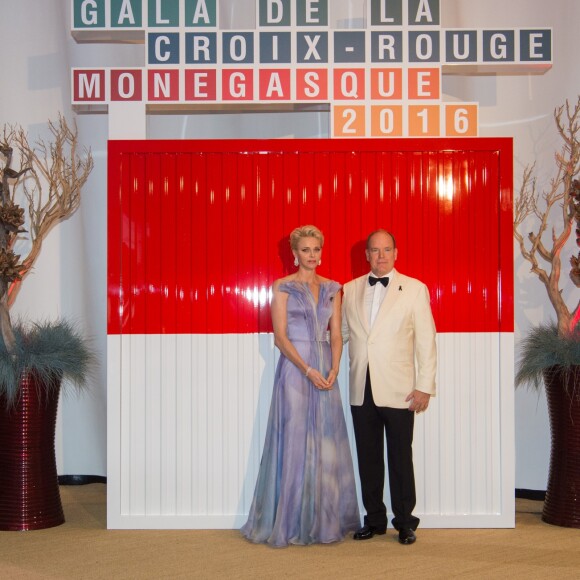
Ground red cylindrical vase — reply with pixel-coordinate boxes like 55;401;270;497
542;365;580;528
0;372;64;531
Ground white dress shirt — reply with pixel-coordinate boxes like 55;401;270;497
365;272;391;327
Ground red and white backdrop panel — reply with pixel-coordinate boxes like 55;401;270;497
107;138;514;529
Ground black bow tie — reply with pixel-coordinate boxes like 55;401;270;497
369;276;389;287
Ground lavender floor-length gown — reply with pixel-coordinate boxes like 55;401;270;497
241;281;360;547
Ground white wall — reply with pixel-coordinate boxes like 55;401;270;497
1;0;576;490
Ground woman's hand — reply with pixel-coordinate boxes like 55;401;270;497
307;367;332;390
326;368;339;388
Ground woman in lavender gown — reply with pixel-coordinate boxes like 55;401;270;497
241;225;360;547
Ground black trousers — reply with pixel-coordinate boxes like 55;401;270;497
351;368;420;531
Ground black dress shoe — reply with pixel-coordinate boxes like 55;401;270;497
398;528;416;545
353;524;387;540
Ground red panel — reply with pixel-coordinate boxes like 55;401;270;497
221;153;239;331
160;153;178;333
108;138;514;335
145;154;162;334
255;152;273;331
107;150;122;333
235;153;255;332
205;153;224;331
190;152;209;331
174;153;192;334
129;154;147;333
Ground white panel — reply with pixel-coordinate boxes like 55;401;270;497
207;335;224;514
192;335;208;514
145;334;162;515
129;334;146;514
414;333;514;526
107;332;514;529
161;334;177;514
107;336;122;526
500;333;515;524
176;334;193;514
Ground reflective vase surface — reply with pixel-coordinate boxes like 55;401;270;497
542;365;580;528
0;372;64;531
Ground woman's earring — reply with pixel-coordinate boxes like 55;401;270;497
318;259;322;266
294;257;299;267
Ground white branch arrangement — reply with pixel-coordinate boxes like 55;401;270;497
514;97;580;338
0;115;94;355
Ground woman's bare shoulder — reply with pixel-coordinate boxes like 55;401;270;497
273;275;297;292
317;276;341;286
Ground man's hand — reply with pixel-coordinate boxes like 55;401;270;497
406;390;431;413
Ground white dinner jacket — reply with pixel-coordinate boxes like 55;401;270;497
342;269;437;408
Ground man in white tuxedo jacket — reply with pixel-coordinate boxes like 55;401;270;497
342;229;437;545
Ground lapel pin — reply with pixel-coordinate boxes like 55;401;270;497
399;285;402;291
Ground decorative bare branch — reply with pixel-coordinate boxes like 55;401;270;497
514;97;580;337
0;115;93;354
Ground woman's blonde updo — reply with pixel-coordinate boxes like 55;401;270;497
289;225;324;250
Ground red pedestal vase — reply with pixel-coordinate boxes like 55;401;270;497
542;365;580;528
0;372;64;531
